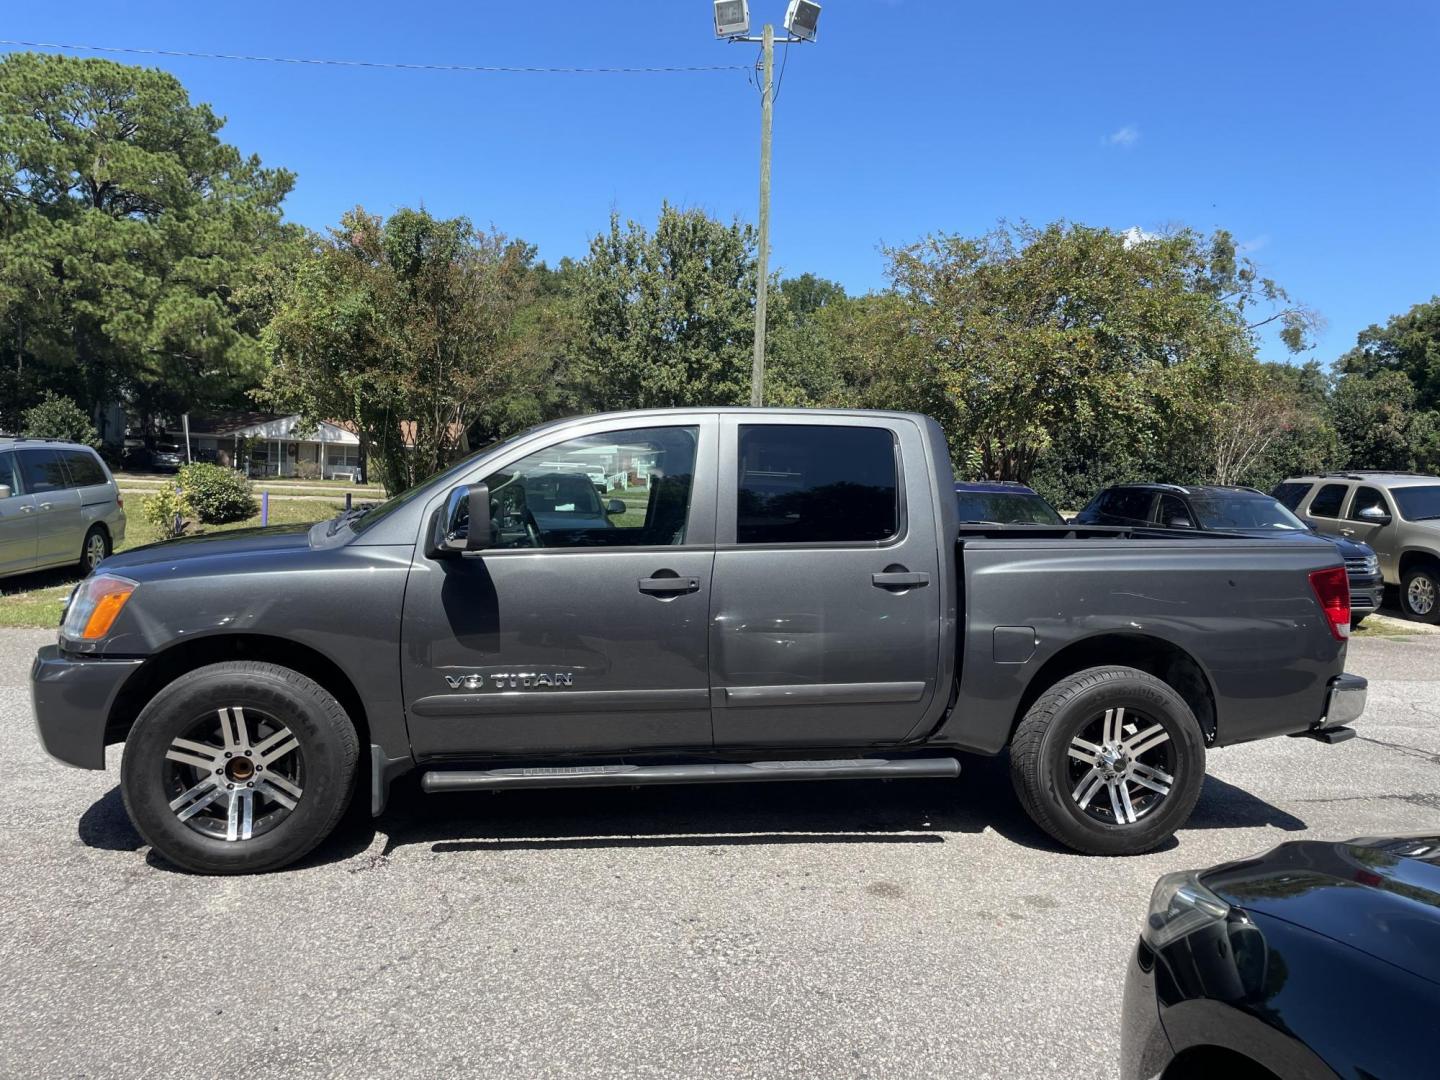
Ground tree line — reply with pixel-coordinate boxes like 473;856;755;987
3;52;1437;501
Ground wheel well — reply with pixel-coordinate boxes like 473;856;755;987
105;634;370;751
1012;633;1217;743
1163;1046;1277;1080
1399;550;1440;578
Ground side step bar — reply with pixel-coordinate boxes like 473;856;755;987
421;757;961;794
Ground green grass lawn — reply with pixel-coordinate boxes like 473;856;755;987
0;497;347;630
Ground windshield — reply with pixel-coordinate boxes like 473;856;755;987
348;434;515;534
1393;485;1440;521
1188;493;1308;531
955;490;1065;525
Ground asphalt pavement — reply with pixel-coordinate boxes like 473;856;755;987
2;626;1439;1079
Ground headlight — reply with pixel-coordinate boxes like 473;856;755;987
61;574;138;641
1142;871;1230;949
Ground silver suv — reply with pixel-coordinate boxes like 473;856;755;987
1274;471;1440;622
0;438;127;581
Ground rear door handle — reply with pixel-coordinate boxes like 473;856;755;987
872;571;930;590
38;502;52;511
638;575;700;596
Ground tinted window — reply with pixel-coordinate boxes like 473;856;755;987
737;425;898;544
1157;494;1194;528
1099;489;1155;523
1272;482;1312;511
1393;485;1440;522
482;426;698;549
0;451;18;495
955;490;1064;526
1188;493;1308;531
18;449;68;494
1348;486;1390;521
1308;483;1349;518
60;449;107;487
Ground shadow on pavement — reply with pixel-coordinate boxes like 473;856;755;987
75;754;1307;870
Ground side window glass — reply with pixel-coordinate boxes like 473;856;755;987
0;452;18;494
1348;486;1390;521
1105;490;1153;523
736;424;898;544
1308;483;1348;518
481;426;698;549
18;449;68;494
1272;482;1311;511
1158;495;1194;528
60;450;107;487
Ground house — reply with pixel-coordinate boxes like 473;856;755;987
177;414;365;480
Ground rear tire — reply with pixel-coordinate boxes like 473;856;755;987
121;661;358;874
79;525;109;574
1401;564;1440;624
1010;666;1206;855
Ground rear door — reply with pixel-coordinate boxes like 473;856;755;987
0;451;39;576
17;448;81;567
400;415;719;758
709;415;943;747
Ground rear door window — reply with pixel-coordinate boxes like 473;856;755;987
1308;483;1349;518
18;449;69;494
736;425;898;544
59;449;107;488
1272;482;1312;511
1100;489;1155;523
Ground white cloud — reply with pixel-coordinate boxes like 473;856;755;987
1103;125;1140;148
1122;226;1158;249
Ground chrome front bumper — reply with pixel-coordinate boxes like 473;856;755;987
1320;673;1368;729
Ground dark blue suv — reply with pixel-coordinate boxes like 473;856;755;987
953;481;1066;525
1074;484;1384;623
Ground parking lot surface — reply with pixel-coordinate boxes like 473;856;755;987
2;626;1438;1079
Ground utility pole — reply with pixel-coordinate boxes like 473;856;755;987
751;22;774;407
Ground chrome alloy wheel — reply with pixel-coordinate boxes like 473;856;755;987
164;707;304;842
1409;575;1436;616
84;531;107;571
1066;706;1174;826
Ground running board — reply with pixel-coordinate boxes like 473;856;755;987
420;757;961;794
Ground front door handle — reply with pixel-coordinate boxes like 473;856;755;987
1340;528;1356;537
872;571;930;590
639;574;700;596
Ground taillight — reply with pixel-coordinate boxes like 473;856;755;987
1309;565;1350;641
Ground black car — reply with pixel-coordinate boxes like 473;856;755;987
1122;836;1440;1079
953;480;1066;525
1074;484;1384;623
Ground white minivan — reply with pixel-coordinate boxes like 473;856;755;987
0;439;127;580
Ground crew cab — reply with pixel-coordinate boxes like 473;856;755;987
30;409;1367;874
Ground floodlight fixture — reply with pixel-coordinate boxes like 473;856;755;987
714;0;751;38
783;0;820;41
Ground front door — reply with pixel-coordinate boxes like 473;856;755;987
1343;485;1396;572
0;451;38;577
709;417;943;748
401;417;719;759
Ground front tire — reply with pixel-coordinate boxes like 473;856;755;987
1010;666;1206;855
1401;565;1440;624
120;661;358;874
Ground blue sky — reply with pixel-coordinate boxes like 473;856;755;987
4;0;1437;362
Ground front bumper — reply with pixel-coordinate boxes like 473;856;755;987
1319;673;1367;730
1348;576;1383;615
31;645;143;769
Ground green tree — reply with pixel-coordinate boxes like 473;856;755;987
1338;297;1440;410
20;391;100;447
1331;370;1440;471
0;52;296;436
262;207;535;493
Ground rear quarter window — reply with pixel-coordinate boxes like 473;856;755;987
60;449;107;487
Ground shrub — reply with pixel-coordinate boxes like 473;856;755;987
22;392;100;448
141;486;190;539
178;462;257;524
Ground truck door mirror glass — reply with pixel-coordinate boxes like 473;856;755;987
605;498;626;516
1357;505;1391;525
429;482;491;557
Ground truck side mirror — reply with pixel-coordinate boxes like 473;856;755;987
1357;505;1392;525
605;498;626;515
428;482;491;557
0;484;10;500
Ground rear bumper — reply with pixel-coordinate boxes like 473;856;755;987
30;645;143;769
1319;673;1367;730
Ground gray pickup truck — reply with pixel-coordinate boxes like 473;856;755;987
31;409;1367;874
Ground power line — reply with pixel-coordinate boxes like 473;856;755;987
0;38;749;75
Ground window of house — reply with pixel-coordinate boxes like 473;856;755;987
480;426;698;549
736;425;898;545
1308;483;1349;518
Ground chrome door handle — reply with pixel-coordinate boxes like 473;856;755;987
872;571;930;590
638;575;700;596
1340;528;1355;537
38;502;52;511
